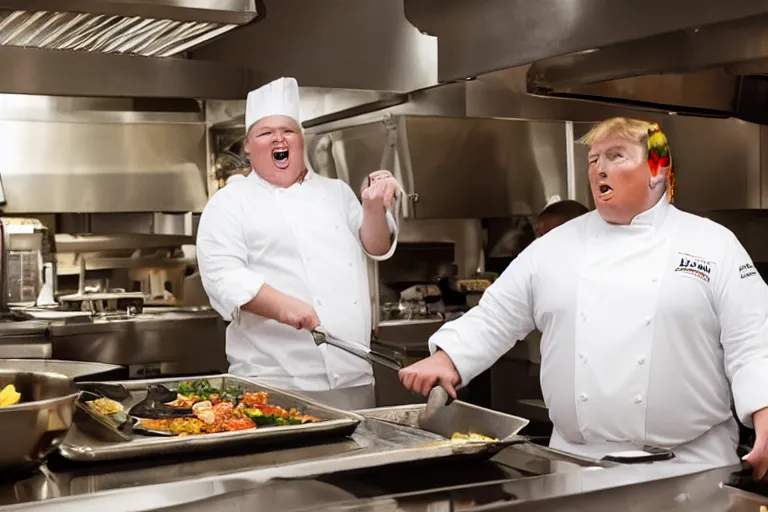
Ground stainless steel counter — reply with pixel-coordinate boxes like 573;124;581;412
6;445;761;512
0;408;763;512
0;412;600;511
147;462;764;512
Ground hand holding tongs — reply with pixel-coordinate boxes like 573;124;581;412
311;329;452;424
311;328;403;371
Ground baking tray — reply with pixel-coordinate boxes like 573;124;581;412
58;374;364;462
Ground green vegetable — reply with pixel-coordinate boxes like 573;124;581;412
220;385;244;404
243;408;275;426
242;408;304;426
175;380;244;404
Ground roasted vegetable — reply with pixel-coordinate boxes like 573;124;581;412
175;380;244;404
240;392;268;407
242;407;318;426
0;384;20;407
243;407;279;426
130;382;319;437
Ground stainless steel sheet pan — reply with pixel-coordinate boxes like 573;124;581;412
59;374;363;462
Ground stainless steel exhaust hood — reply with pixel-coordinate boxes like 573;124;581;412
306;114;570;219
526;13;768;123
405;0;768;123
0;1;264;99
0;0;259;57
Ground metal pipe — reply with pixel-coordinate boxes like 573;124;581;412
565;121;577;200
0;220;9;313
77;256;86;296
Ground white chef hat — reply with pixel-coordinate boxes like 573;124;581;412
538;195;562;215
245;77;301;134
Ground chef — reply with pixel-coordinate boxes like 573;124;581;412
535;199;589;237
197;77;400;410
399;117;768;475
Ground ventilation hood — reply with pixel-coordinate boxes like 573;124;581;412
305;114;570;219
527;13;768;123
405;0;768;123
0;1;265;99
0;0;259;57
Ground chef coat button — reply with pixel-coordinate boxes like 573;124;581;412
579;393;588;402
316;299;322;306
348;262;353;267
580;312;587;321
651;276;658;283
637;355;646;365
645;317;652;326
353;299;358;305
578;353;587;363
634;394;644;404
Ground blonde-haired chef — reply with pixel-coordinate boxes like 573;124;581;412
197;77;400;410
400;117;768;475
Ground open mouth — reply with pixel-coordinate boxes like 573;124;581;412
272;148;289;169
598;184;613;200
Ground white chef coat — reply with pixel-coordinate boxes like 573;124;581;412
196;170;398;392
429;196;768;467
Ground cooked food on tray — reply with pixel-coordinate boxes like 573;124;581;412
450;432;500;443
86;396;128;425
0;384;21;407
127;380;321;437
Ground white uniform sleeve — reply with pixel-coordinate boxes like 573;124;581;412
715;233;768;427
428;245;538;385
341;180;398;261
196;200;265;322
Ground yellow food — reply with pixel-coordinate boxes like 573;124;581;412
0;384;21;407
451;432;499;443
169;417;206;435
86;397;124;416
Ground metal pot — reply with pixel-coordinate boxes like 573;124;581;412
0;369;78;472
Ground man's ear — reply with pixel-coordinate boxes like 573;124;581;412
649;165;668;190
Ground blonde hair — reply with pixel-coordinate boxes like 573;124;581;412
578;117;656;148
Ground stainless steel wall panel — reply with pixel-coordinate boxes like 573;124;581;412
0;119;208;213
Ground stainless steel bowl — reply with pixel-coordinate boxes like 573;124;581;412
0;369;78;472
0;359;122;380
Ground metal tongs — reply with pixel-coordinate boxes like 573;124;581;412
311;329;403;371
311;328;454;427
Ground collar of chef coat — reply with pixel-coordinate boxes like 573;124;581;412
249;168;315;189
593;195;671;233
